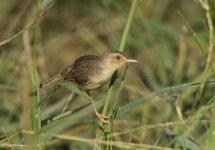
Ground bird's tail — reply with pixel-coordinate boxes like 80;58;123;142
29;74;63;95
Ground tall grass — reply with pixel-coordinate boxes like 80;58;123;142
0;0;215;150
95;1;139;149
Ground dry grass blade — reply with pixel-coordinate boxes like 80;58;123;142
0;2;55;47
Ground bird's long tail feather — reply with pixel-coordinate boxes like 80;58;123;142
29;74;63;95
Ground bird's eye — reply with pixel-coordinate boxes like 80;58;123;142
116;55;121;60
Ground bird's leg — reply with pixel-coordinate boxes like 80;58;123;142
86;90;109;124
91;101;109;124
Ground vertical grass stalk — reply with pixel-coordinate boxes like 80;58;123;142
95;0;138;149
192;0;214;114
206;97;215;150
29;0;42;149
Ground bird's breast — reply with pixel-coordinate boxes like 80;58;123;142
84;68;114;90
93;68;114;82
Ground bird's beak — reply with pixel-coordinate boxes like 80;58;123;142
126;58;138;63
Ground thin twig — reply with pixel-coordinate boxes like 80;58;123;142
0;2;55;47
192;0;214;113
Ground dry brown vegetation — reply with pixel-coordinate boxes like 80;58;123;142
0;0;215;149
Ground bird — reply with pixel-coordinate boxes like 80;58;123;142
30;52;138;124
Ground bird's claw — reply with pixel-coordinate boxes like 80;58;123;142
96;112;109;124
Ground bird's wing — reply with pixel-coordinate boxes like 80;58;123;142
62;55;99;86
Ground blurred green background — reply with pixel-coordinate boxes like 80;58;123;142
0;0;215;149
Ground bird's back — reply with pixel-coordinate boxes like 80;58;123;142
61;55;102;90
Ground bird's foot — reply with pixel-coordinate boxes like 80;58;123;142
95;112;109;124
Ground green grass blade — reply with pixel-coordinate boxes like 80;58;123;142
38;82;104;132
119;0;138;52
39;98;105;133
206;96;215;150
37;85;61;107
96;1;139;146
30;60;41;130
176;135;201;150
61;82;94;101
117;81;215;117
40;0;55;10
42;102;91;126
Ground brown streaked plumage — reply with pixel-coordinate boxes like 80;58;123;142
30;52;138;124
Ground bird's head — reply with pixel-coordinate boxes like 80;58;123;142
101;52;138;71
